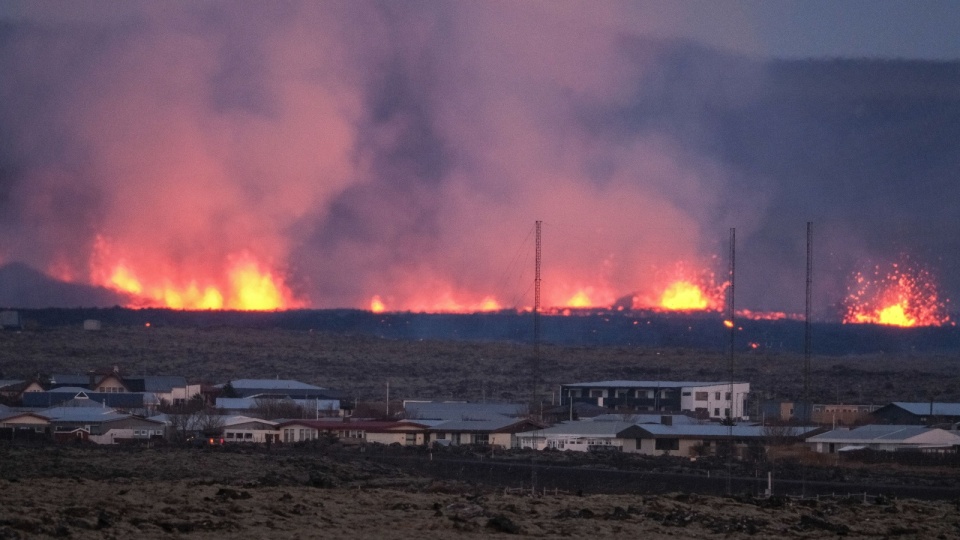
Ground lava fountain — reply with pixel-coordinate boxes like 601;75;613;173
843;261;951;327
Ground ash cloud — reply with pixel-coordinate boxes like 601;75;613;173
1;2;959;318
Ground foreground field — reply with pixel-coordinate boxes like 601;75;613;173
1;325;958;405
1;446;959;539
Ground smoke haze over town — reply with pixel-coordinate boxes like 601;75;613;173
1;1;959;322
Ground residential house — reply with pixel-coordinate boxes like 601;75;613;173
631;423;820;457
515;421;647;452
276;419;429;445
870;402;960;426
22;389;152;413
222;416;280;443
429;417;544;448
404;401;526;421
218;379;345;417
561;380;751;420
0;411;51;440
216;397;341;418
807;424;960;454
88;416;167;445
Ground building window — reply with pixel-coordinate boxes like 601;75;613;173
475;433;489;445
695;392;708;401
226;432;235;439
590;389;604;398
655;438;679;451
714;392;721;400
714;408;720;416
682;392;691;396
725;392;731;400
244;433;253;439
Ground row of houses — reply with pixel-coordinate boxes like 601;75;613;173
3;372;960;458
5;394;959;458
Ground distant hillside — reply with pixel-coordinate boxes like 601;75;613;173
0;263;131;309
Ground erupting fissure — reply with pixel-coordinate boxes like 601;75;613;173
843;261;951;327
89;237;300;311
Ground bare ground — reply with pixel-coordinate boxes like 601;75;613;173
1;446;959;539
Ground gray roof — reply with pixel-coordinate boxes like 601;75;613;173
637;424;820;438
405;402;526;421
228;379;326;391
430;417;530;432
562;380;747;389
888;402;960;417
0;379;23;389
43;386;91;394
39;407;127;422
807;424;950;443
141;376;188;392
589;413;700;425
517;421;640;438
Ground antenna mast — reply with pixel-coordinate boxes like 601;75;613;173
803;222;812;422
726;227;736;495
532;220;542;416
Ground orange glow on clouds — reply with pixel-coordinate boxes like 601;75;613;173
91;236;301;311
843;261;951;327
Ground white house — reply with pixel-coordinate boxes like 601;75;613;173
515;421;646;452
807;425;960;454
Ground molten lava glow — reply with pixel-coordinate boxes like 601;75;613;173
843;262;950;327
370;296;386;313
91;238;300;311
631;262;727;312
660;280;709;310
567;290;593;308
404;293;502;313
229;259;289;310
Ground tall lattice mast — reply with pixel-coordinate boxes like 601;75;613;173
532;220;542;416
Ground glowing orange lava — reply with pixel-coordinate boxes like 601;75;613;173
370;296;386;313
660;280;709;310
566;290;593;308
843;262;950;327
91;237;301;311
631;262;727;312
405;294;502;313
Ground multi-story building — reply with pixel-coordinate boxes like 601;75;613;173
561;380;750;420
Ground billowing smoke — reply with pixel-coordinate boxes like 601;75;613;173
1;2;959;318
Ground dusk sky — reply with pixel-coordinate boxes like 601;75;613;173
1;1;959;322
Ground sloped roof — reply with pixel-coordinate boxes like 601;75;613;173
276;419;429;432
562;380;747;389
404;401;525;421
589;413;700;425
39;407;127;422
228;379;326;391
886;402;960;417
637;424;820;438
516;421;641;438
0;379;24;390
22;391;147;409
144;376;189;392
807;424;960;445
429;417;538;433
